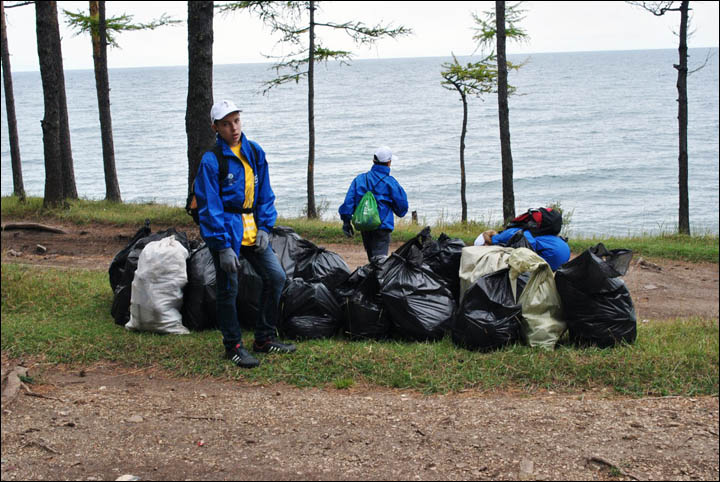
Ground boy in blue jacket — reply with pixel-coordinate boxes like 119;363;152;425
194;100;296;369
339;146;409;261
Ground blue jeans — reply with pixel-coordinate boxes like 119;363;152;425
361;229;392;261
211;245;286;352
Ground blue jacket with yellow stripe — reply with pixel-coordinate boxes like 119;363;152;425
194;133;277;255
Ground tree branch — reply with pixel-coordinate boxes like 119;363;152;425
626;1;683;16
4;1;34;9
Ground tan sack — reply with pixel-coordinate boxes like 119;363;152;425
507;248;565;350
458;246;515;303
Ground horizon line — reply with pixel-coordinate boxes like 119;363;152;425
9;45;719;74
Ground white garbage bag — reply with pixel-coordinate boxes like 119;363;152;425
126;237;190;335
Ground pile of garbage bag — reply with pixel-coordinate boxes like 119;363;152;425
336;261;390;340
273;233;351;339
107;223;636;351
279;278;343;339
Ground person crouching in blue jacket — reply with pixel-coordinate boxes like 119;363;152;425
339;146;409;261
194;100;296;369
476;228;571;271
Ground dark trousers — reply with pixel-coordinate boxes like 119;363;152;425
361;229;392;261
211;245;286;352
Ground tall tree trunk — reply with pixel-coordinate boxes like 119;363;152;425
55;10;77;201
675;0;690;234
0;0;25;201
306;0;317;219
35;1;64;207
91;0;121;202
459;90;468;224
186;0;214;191
496;0;515;224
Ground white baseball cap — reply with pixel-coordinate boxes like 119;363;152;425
210;100;242;123
374;146;396;163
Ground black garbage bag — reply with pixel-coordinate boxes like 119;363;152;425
334;263;369;300
108;219;151;291
515;271;530;299
269;225;303;277
452;268;523;351
395;226;433;259
236;255;263;330
110;227;191;326
496;229;534;250
279;278;342;339
378;248;455;342
181;244;217;331
180;244;262;331
339;262;391;340
423;233;465;301
555;243;636;348
293;239;351;291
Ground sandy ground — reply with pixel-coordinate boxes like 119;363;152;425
1;219;718;481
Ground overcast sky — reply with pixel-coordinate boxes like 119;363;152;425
2;1;718;72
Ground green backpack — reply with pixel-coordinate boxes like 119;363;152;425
351;175;388;232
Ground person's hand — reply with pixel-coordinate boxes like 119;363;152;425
483;230;497;246
342;219;354;238
219;248;240;273
255;229;270;253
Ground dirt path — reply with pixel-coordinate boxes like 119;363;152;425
1;219;719;481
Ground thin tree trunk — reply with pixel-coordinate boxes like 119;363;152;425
675;0;690;234
0;0;25;201
306;0;317;219
55;13;77;201
496;0;515;224
35;1;64;207
459;90;468;224
186;0;214;191
91;0;121;202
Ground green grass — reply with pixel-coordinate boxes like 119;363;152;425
3;263;718;396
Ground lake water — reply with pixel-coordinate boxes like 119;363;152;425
2;48;718;236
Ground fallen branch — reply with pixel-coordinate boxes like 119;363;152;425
2;222;68;234
21;383;65;402
589;455;644;481
22;440;62;455
178;415;225;421
639;395;684;401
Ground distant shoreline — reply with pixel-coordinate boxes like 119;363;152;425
9;46;718;74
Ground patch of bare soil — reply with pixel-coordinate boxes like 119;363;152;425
1;361;718;481
2;219;719;481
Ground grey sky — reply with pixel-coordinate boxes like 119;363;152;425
2;1;719;72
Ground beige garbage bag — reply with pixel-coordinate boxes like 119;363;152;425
508;248;565;350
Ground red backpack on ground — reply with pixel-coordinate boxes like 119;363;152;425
506;207;562;237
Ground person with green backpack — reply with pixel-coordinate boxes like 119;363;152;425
338;146;409;261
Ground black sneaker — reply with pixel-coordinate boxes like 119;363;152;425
225;344;260;368
253;338;297;354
